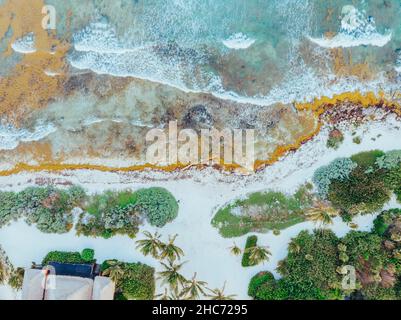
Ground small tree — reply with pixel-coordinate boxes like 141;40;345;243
136;231;163;258
181;273;208;300
228;243;242;256
158;260;187;291
103;260;125;283
207;281;237;300
159;234;184;261
246;246;271;266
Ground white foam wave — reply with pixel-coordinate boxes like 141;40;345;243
11;33;36;54
0;122;57;150
308;5;391;48
222;33;255;50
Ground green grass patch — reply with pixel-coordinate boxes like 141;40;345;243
351;150;385;168
211;186;313;238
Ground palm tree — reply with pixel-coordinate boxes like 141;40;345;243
155;288;184;300
246;245;271;265
181;273;208;300
159;234;184;261
135;231;163;258
155;288;170;300
8;267;24;290
207;282;237;300
288;240;301;254
228;243;242;256
158;259;187;290
305;202;339;227
102;260;125;283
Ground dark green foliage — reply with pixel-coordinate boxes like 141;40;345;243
328;166;390;215
241;235;258;267
248;272;291;300
135;187;179;228
350;150;385;168
0;186;86;233
77;188;179;238
277;230;341;300
250;210;401;300
102;259;155;300
81;248;95;262
42;251;87;265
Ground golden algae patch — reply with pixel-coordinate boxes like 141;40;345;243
0;0;68;122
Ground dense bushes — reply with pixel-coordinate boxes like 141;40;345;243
42;250;95;265
313;150;401;217
0;186;86;233
249;209;401;300
0;185;179;237
101;260;155;300
312;158;357;198
77;187;178;238
241;235;258;267
76;190;141;238
136;188;179;228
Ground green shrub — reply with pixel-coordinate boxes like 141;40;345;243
353;137;361;144
276;230;342;300
78;190;140;238
102;260;155;300
8;268;24;290
81;248;95;262
242;235;258;267
136;187;178;228
0;186;87;233
376;150;401;170
312;158;357;198
42;251;86;265
328;166;390;215
350;150;385;168
327;129;344;150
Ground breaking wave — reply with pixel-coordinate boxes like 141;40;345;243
0;122;56;150
308;5;391;48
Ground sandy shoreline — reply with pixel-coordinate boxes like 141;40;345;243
1;115;401;300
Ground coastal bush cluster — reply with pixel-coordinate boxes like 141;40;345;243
101;259;155;300
42;249;95;265
249;209;401;300
0;185;179;238
212;184;314;238
76;187;178;238
0;186;86;233
313;150;401;217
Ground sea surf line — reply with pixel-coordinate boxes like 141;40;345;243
0;90;400;177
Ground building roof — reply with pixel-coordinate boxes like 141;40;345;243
92;276;115;300
45;275;93;300
21;269;46;300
